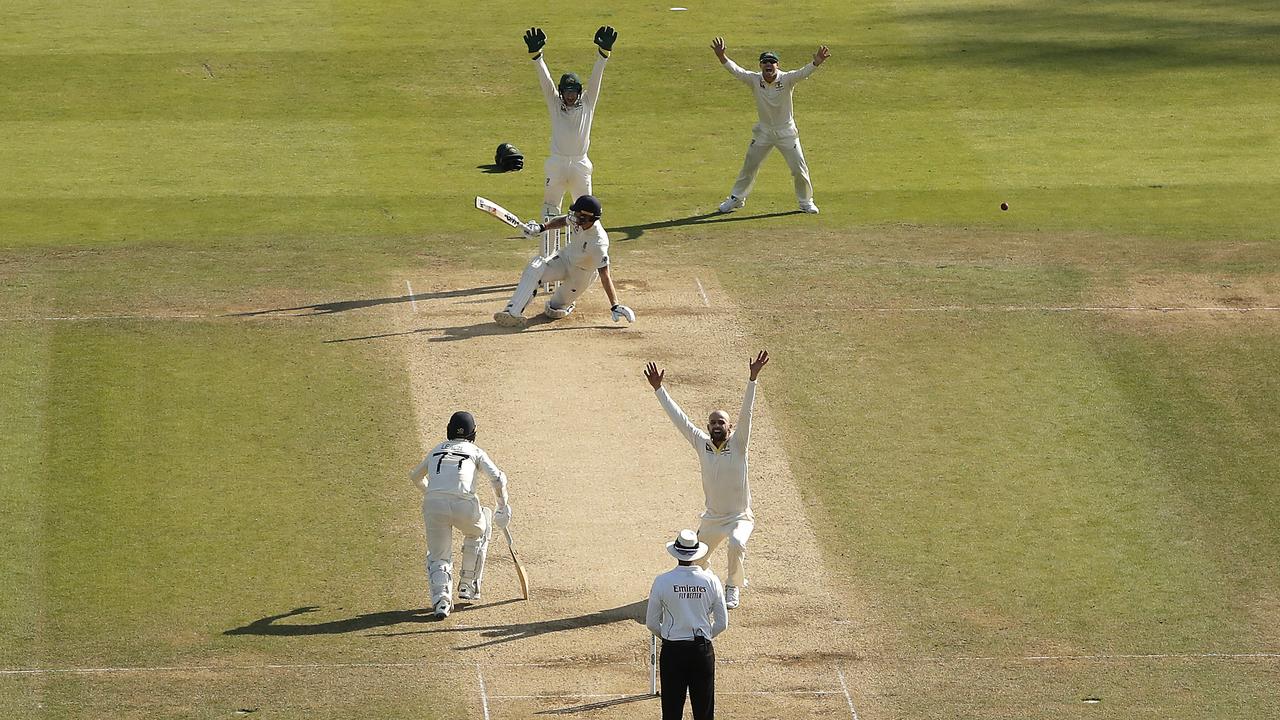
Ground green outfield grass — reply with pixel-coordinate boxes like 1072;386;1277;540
2;0;1278;717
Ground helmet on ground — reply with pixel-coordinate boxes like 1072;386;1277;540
447;411;477;441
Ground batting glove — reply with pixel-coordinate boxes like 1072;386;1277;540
521;220;545;238
524;27;546;58
494;505;512;528
594;25;617;57
610;304;635;323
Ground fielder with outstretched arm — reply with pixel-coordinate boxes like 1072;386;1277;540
409;411;512;619
524;25;616;222
711;37;830;215
644;351;769;610
493;194;635;328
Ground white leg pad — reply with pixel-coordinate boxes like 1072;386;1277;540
505;257;547;317
460;507;492;590
428;560;452;605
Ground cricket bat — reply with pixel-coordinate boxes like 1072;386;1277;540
501;526;530;600
474;196;524;230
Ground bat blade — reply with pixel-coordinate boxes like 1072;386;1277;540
502;526;530;600
474;196;524;229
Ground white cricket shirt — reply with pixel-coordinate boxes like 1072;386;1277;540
655;380;756;519
535;55;608;159
646;564;728;641
560;220;610;272
722;59;820;137
410;439;507;499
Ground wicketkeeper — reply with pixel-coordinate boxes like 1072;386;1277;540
645;351;769;610
493;194;635;328
524;24;616;222
410;411;512;619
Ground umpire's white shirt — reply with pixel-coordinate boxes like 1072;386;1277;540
536;55;607;158
655;380;756;518
410;439;506;498
722;59;819;137
646;565;728;641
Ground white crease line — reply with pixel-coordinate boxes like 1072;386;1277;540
490;691;841;699
836;666;860;720
406;280;418;313
477;662;491;720
918;651;1280;662
0;661;446;676
694;277;710;307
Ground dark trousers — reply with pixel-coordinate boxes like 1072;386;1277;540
660;638;715;720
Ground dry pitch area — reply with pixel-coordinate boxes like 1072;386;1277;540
395;259;868;718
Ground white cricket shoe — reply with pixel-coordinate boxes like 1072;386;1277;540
725;585;740;610
433;597;451;619
544;302;574;319
718;195;745;213
493;310;526;328
799;200;820;214
457;581;480;602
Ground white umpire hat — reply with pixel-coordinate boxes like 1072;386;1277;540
666;529;709;562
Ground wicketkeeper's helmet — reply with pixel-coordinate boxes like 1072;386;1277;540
447;411;477;441
558;72;583;96
494;142;524;172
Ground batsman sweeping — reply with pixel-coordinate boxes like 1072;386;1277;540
644;351;769;610
524;24;616;223
493;194;635;327
711;37;831;215
410;411;512;619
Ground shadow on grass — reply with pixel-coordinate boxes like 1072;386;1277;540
610;210;805;242
228;283;516;317
366;598;647;650
894;1;1280;68
224;599;526;636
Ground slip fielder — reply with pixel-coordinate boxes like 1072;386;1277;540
410;411;512;619
524;25;617;222
711;37;831;215
645;351;769;610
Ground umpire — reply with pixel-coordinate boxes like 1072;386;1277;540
646;529;729;720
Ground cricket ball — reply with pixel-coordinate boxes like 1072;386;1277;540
1000;202;1009;211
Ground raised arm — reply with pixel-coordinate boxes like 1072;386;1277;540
646;363;706;448
524;27;559;106
786;45;830;84
735;350;768;448
711;36;755;83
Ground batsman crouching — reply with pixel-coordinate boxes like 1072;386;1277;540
494;194;635;328
645;351;769;610
409;411;512;619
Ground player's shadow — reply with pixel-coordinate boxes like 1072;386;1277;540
366;598;648;650
610;210;804;242
222;601;524;637
324;314;626;344
227;283;515;318
476;164;510;174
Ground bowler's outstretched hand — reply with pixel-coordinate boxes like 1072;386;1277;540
813;45;831;66
749;350;769;380
644;362;665;390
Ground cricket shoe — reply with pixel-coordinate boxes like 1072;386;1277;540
718;195;745;213
493;310;527;328
725;585;740;610
544;302;574;320
799;200;820;214
457;581;480;603
433;598;452;620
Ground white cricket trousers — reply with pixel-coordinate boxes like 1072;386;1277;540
542;154;593;218
728;131;813;202
697;513;754;588
423;492;491;604
505;252;599;317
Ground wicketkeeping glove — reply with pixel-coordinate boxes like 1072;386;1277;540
494;505;512;528
521;220;545;238
594;25;617;57
611;303;635;323
524;27;546;58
